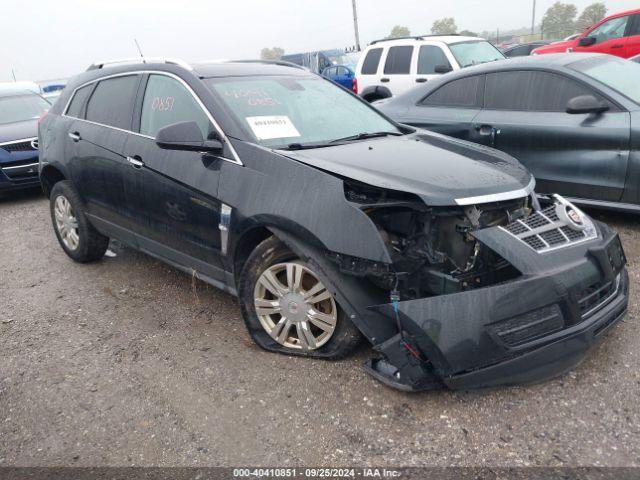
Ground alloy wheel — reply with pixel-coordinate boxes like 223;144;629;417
253;262;337;350
53;195;80;251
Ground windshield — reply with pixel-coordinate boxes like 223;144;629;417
569;55;640;104
449;41;505;68
207;75;401;148
0;94;50;125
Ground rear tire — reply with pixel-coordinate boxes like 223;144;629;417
49;181;109;262
238;236;362;359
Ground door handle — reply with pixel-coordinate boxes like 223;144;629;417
68;131;81;142
475;124;494;135
415;78;427;83
127;156;144;168
611;44;624;49
380;78;390;83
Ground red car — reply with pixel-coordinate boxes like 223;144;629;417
532;8;640;58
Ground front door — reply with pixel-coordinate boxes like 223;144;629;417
471;70;630;202
574;14;631;57
126;73;226;276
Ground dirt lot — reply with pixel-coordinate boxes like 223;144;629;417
1;189;639;467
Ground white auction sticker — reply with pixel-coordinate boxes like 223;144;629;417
246;115;301;140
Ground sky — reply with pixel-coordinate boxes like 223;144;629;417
1;0;638;81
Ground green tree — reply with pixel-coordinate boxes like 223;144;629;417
577;2;607;30
541;2;578;39
387;25;411;38
431;17;458;35
459;29;478;37
260;47;285;60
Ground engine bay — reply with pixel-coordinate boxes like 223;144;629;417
339;180;531;299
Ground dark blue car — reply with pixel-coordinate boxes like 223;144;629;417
321;65;357;93
0;89;50;194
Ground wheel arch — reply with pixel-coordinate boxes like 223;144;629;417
230;216;328;281
39;164;68;197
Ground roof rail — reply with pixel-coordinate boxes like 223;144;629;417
370;34;461;45
86;57;193;71
230;59;307;70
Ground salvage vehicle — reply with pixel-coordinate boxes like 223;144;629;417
355;35;505;102
377;53;640;214
38;58;629;391
0;89;50;194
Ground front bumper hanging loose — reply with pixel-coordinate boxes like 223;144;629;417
365;222;629;391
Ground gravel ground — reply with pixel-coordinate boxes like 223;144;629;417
1;189;639;467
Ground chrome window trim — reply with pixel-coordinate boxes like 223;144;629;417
61;70;243;166
455;177;536;206
0;137;38;147
2;162;39;171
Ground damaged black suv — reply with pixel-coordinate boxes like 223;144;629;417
39;58;629;391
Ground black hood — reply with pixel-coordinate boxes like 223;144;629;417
279;132;533;206
0;119;38;144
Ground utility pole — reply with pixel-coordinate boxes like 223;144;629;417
531;0;537;36
11;68;16;82
351;0;361;52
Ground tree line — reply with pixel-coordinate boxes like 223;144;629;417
261;2;609;59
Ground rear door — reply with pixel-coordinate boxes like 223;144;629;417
125;73;226;275
472;70;630;201
574;14;631;57
399;75;484;141
380;45;415;95
67;74;144;240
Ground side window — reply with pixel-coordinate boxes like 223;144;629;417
384;46;414;74
420;76;483;108
484;71;608;112
139;75;212;138
417;45;451;74
630;14;640;36
589;16;629;44
505;45;531;58
85;75;140;129
65;84;93;118
361;48;383;75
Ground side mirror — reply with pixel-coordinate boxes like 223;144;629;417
434;64;453;74
566;95;609;115
578;36;596;47
155;121;223;154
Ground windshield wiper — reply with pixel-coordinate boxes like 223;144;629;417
328;131;403;144
281;142;332;151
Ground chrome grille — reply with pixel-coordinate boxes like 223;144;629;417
0;137;38;153
501;199;597;253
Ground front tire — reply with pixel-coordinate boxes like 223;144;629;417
238;236;362;359
49;181;109;262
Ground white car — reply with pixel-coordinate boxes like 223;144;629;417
355;35;505;101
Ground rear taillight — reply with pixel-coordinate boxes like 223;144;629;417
37;111;48;125
352;77;358;94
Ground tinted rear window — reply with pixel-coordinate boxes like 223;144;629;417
85;75;139;130
484;71;601;111
66;84;93;118
421;76;483;108
384;46;413;74
361;48;383;75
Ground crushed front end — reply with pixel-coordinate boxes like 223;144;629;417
334;183;629;391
